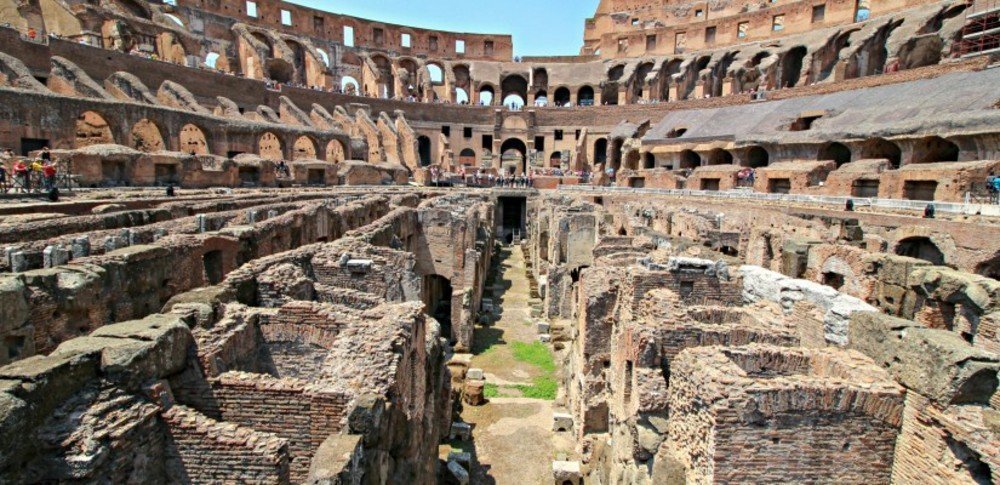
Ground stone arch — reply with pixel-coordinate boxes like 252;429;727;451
500;138;528;174
659;59;683;100
632;62;655;100
325;139;346;162
745;146;769;168
895;236;945;265
534;90;548;106
706;148;734;165
455;88;469;104
458;148;476;166
129;119;164;152
594;138;608;165
75;111;114;148
292;135;317;160
974;252;1000;280
818;142;852;167
910;136;959;164
779;46;808;88
479;84;496;105
284;39;309;85
679;149;701;169
643;152;656;169
501;74;528;105
532;67;548;89
258;132;284;161
578;85;595;106
371;54;394;98
604;64;625;105
341;76;360;95
179;124;208;155
553;87;571;106
860;138;902;169
427;62;444;84
549;151;563;167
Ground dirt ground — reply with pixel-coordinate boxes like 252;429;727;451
443;245;576;484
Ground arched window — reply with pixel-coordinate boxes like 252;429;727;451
205;52;220;69
818;142;852;167
479;86;495;105
316;49;330;67
341;76;360;95
502;94;525;109
427;64;444;84
455;88;469;104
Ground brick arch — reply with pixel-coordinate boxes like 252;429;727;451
258;132;284;161
179;123;209;155
292;135;317;160
130;118;165;152
75;111;115;148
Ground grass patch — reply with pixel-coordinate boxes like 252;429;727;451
510;341;555;373
514;376;558;400
484;383;500;398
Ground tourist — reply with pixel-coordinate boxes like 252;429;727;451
41;160;56;191
27;27;36;40
0;162;7;192
13;159;29;192
924;203;936;219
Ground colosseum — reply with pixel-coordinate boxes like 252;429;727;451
0;0;997;482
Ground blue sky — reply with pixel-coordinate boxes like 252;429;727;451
286;0;601;57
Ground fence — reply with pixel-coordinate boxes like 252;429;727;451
557;185;1000;216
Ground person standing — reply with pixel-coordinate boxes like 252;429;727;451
13;159;29;192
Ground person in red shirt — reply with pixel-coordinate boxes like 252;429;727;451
42;161;57;191
26;28;36;40
12;160;29;192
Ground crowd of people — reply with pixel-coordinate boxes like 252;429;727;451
0;147;61;196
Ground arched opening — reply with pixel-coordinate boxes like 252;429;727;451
130;119;164;152
818;142;852;167
974;252;1000;281
341;76;360;95
578;85;595;106
427;63;444;84
502;94;525;109
423;274;453;343
610;139;625;170
501;75;528;107
860;138;902;169
643;152;656;169
316;49;330;67
706;149;734;165
265;58;294;84
179;124;208;155
285;40;308;85
659;59;683;100
632;62;655;100
779;46;808;88
604;65;625;105
258;132;283;161
292;136;317;160
549;151;563;168
205;52;220;69
325;139;346;162
417;135;432;166
554;87;571;107
911;136;959;164
75;111;114;148
500;138;528;175
479;85;495;105
895;237;945;265
594;138;608;166
679;149;701;169
624;150;641;170
534;90;548;107
745;146;769;168
371;54;394;98
458;148;476;166
455;88;469;104
532;67;549;89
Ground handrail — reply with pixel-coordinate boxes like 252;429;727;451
556;185;1000;216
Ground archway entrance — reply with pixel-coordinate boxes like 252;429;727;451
500;138;528;175
418;135;432;166
896;237;945;265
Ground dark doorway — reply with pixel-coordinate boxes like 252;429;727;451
903;180;938;201
20;138;49;156
896;237;945;265
203;250;224;284
423;274;453;343
418;136;432;166
499;196;526;243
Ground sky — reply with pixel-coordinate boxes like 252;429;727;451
285;0;601;57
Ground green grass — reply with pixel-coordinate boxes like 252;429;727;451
510;341;556;373
514;376;558;400
484;382;500;398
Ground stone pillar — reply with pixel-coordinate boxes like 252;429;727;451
722;77;735;97
71;237;90;258
247;210;259;224
670;84;681;101
267;210;279;219
9;251;30;273
693;81;706;99
43;245;70;268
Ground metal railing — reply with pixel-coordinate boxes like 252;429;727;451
556;185;1000;216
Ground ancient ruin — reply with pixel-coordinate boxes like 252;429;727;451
0;0;998;482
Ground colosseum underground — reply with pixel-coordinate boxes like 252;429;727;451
0;0;997;482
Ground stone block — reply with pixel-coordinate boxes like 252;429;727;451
42;245;70;268
539;334;552;343
466;368;484;380
70;237;90;258
463;380;485;406
447;460;469;485
849;311;1000;405
307;434;363;484
553;412;573;432
447;451;471;468
537;321;551;334
449;421;472;441
9;251;30;273
552;460;581;485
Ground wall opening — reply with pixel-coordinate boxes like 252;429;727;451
895;236;945;265
423;274;453;344
203;250;224;284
